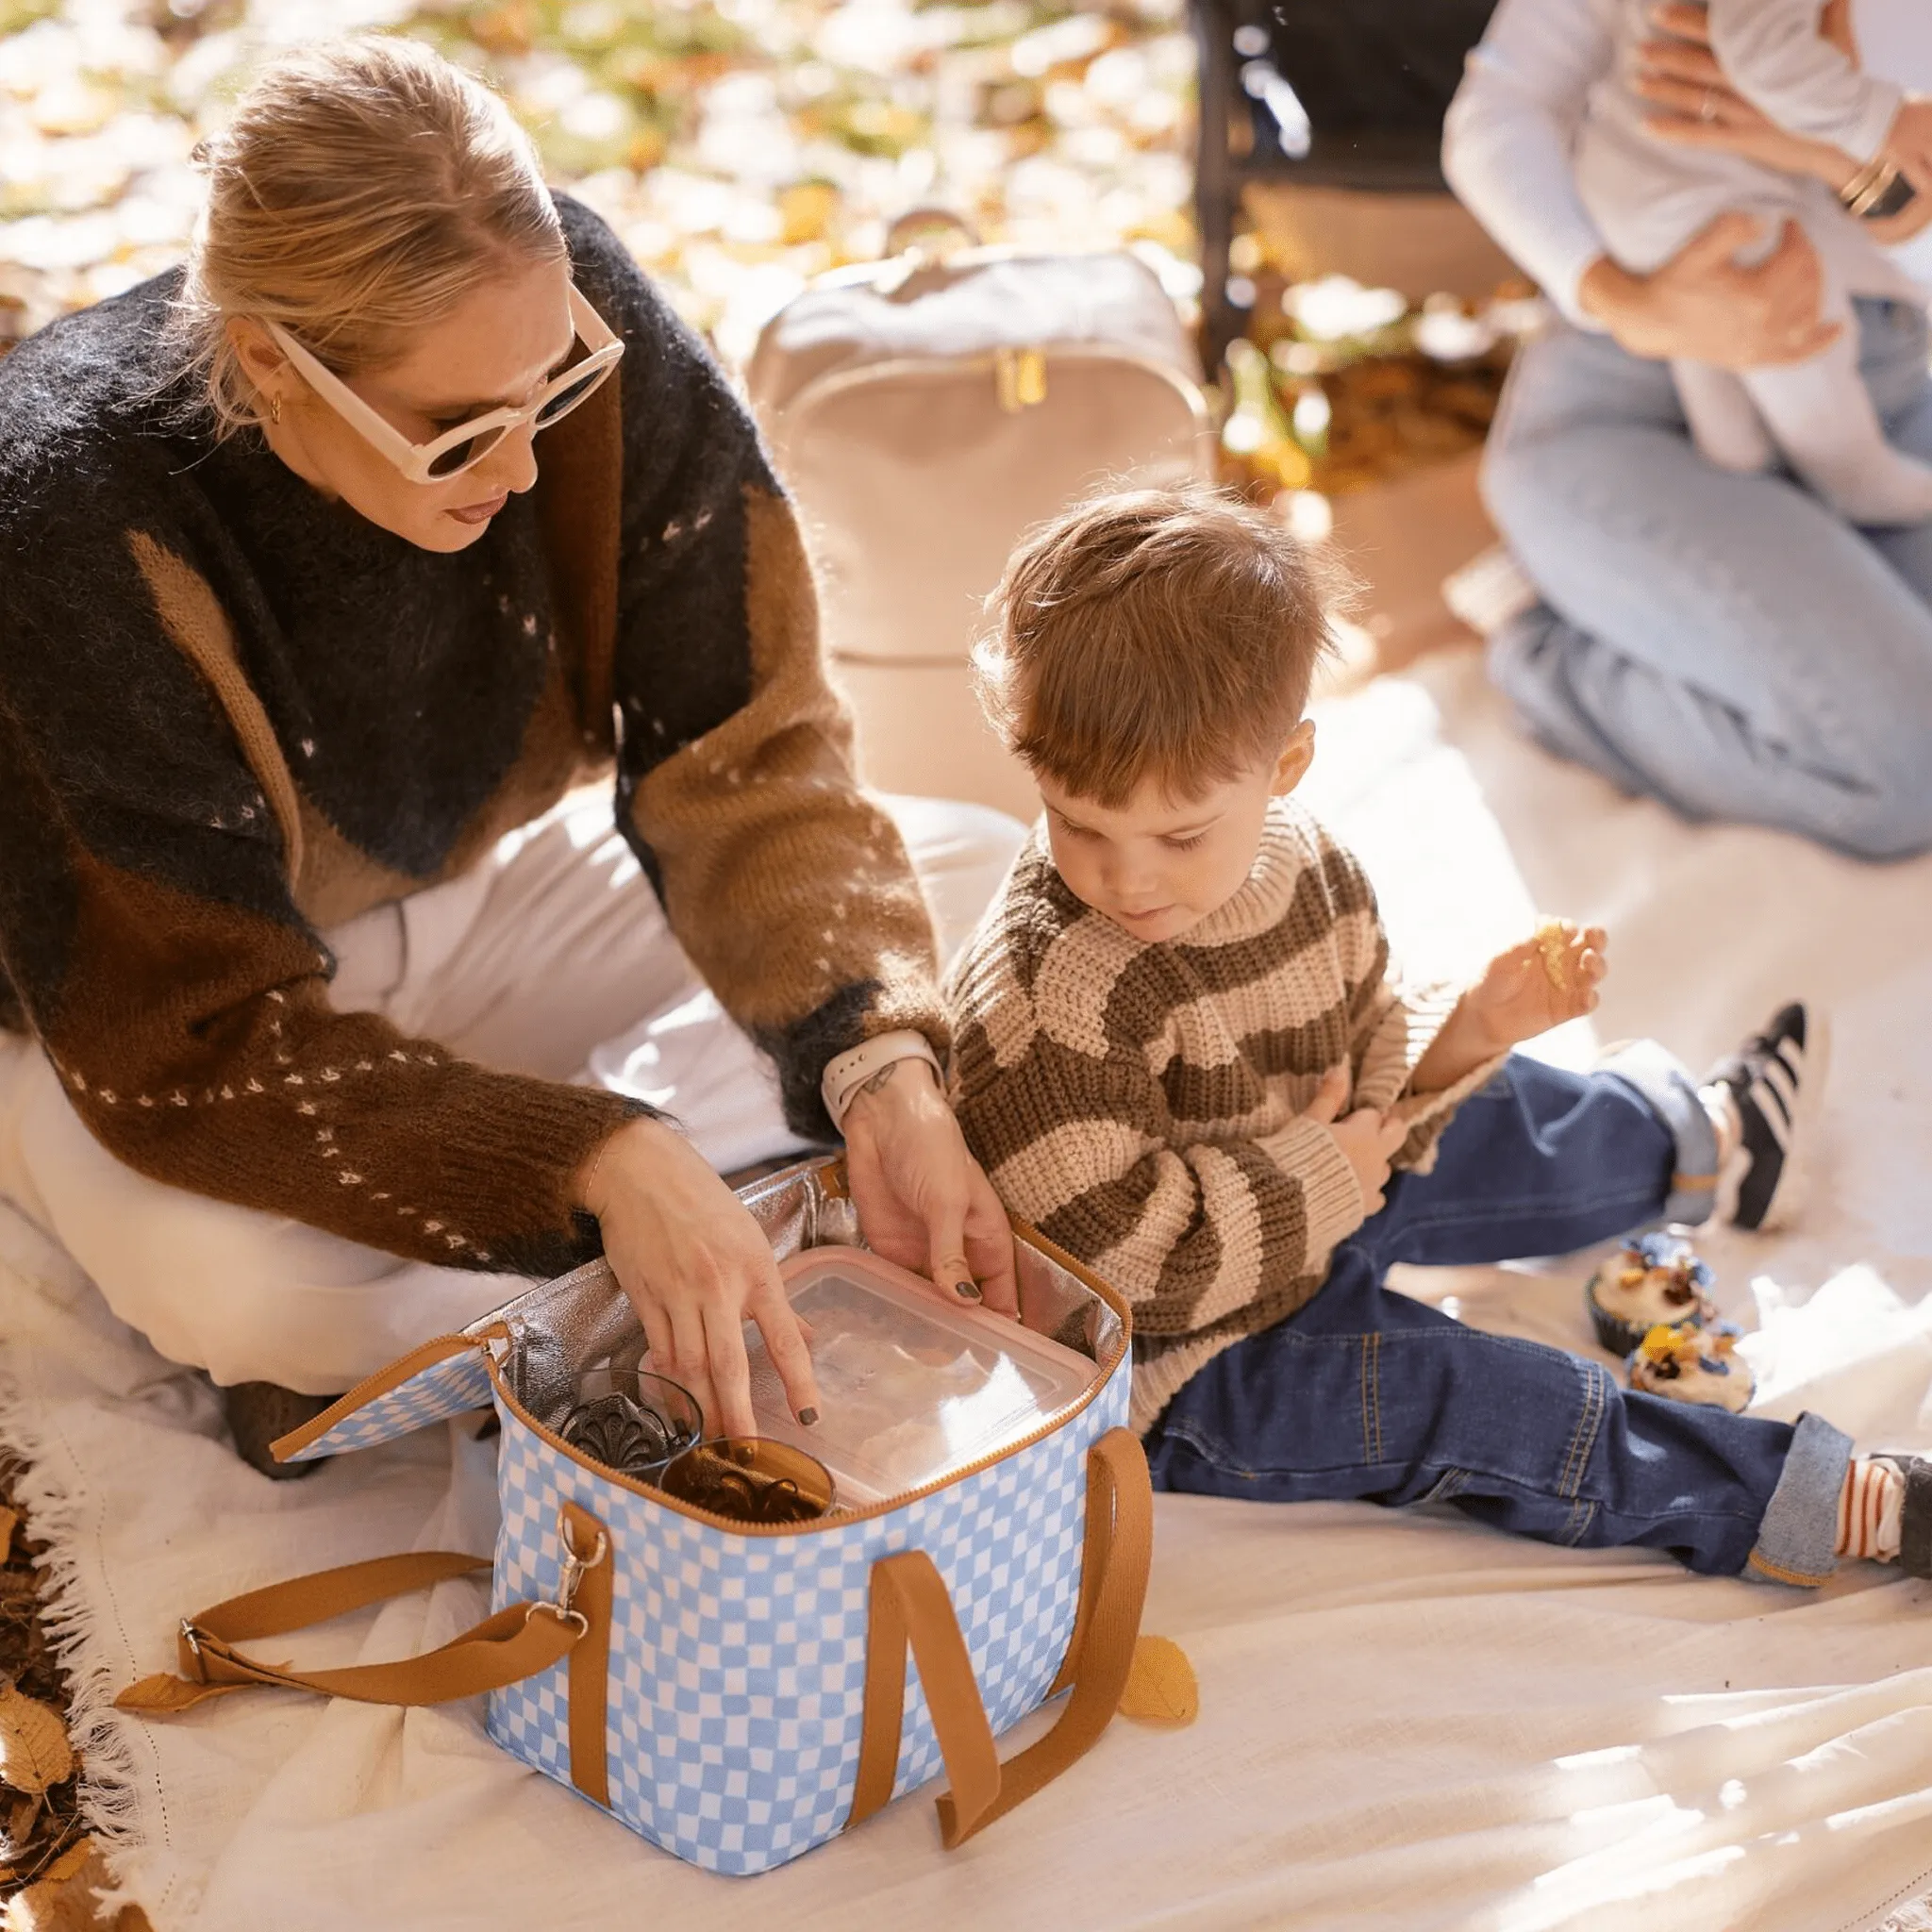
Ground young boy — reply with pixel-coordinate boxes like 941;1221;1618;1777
945;486;1930;1585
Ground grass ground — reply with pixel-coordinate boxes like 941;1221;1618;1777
0;0;1197;362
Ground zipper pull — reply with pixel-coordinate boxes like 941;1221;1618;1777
995;346;1048;412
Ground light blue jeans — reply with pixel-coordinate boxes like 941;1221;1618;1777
1482;297;1932;860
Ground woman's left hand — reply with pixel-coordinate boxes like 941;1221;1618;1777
1635;2;1862;190
841;1058;1020;1316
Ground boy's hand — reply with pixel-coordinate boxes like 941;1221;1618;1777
1412;919;1608;1095
1466;919;1607;1053
1303;1066;1407;1216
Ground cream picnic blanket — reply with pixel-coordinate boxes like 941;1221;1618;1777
4;647;1931;1932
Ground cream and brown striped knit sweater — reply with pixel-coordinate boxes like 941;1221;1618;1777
946;800;1505;1432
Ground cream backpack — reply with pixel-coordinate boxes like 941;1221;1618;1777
747;218;1214;819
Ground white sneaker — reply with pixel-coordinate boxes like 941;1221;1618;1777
1442;544;1540;637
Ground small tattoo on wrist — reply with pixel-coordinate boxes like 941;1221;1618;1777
858;1060;906;1099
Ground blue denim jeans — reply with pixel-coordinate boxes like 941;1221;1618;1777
1144;1055;1853;1582
1482;298;1932;860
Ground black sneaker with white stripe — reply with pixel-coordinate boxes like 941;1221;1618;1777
1704;1002;1828;1232
1895;1455;1932;1578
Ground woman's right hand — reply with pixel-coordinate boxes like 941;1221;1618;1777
576;1117;819;1441
1577;215;1840;370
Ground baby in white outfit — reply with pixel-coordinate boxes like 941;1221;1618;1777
1575;0;1932;524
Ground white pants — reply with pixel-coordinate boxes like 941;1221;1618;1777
0;792;1026;1395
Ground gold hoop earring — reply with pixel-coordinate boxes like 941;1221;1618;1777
269;392;282;425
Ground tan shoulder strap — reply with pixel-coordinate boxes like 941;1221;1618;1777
116;1545;586;1718
848;1426;1156;1847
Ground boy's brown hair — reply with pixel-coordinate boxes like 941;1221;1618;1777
974;485;1347;808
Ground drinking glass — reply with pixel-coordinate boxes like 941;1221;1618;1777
558;1368;703;1484
658;1438;837;1523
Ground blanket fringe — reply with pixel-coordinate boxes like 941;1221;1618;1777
0;1360;148;1858
1874;1900;1932;1932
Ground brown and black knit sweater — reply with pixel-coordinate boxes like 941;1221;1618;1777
0;193;941;1282
945;803;1503;1430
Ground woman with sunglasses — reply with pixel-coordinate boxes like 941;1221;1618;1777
0;36;1022;1469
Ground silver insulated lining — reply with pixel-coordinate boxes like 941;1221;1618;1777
467;1156;1124;1436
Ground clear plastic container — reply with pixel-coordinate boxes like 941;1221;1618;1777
741;1245;1100;1504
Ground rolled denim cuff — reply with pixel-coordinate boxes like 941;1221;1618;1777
1745;1411;1855;1588
1595;1039;1719;1225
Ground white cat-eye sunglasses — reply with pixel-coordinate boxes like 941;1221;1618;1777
260;284;625;485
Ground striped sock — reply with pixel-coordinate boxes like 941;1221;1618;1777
1835;1457;1906;1561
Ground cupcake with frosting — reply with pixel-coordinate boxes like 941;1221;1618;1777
1625;1320;1754;1413
1585;1232;1716;1357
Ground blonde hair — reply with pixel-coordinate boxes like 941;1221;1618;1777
974;486;1349;808
172;35;564;435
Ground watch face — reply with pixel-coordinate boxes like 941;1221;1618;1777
1874;171;1920;220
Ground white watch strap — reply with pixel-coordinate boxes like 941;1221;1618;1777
821;1029;943;1130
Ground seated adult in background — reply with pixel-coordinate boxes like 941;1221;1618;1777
1445;0;1932;860
0;36;1020;1472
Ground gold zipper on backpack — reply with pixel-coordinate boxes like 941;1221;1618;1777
994;346;1048;412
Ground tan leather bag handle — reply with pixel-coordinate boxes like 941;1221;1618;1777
882;207;981;258
117;1543;590;1719
847;1427;1154;1847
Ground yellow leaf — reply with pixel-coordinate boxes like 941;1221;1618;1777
2;1842;107;1932
0;1508;18;1555
778;180;840;246
1116;1634;1198;1726
38;1840;92;1888
0;1686;72;1797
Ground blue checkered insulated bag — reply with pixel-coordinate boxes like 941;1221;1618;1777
117;1159;1172;1874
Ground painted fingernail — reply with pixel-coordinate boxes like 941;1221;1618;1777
955;1278;983;1303
797;1407;819;1428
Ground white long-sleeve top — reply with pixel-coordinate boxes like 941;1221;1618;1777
1442;0;1617;323
1442;0;1932;323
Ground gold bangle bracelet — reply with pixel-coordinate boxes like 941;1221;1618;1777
1840;154;1887;201
1850;174;1896;217
1842;157;1899;218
